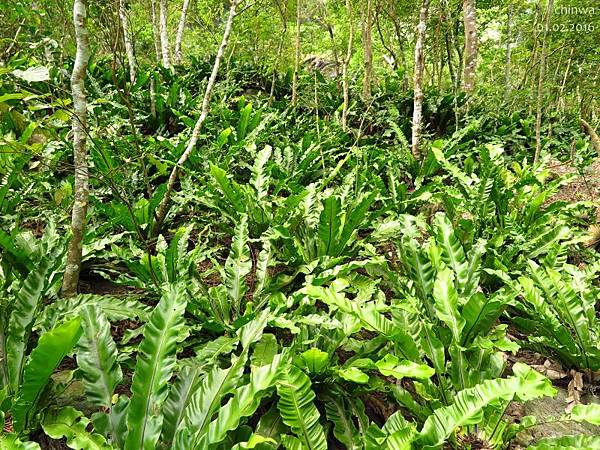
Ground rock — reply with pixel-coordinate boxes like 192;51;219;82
512;387;600;447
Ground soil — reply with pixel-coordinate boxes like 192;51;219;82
548;157;600;221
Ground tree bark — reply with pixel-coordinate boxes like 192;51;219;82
558;47;574;112
411;0;430;160
159;0;171;68
153;0;241;236
361;0;373;99
504;2;512;102
292;0;301;106
534;0;554;163
151;0;162;63
341;0;354;131
119;0;136;83
62;0;90;298
581;119;600;157
461;0;478;92
270;0;289;101
174;0;192;65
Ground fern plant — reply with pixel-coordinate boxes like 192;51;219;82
513;260;600;371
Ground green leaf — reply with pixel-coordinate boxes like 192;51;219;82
418;363;555;448
338;367;369;384
161;366;202;446
335;191;376;256
383;411;417;450
231;435;278;450
195;354;287;448
299;348;329;373
461;290;511;345
318;196;342;256
224;214;252;312
433;214;468;291
210;164;246;213
526;434;600;450
42;407;113;450
76;305;122;408
276;366;327;450
375;355;435;381
6;255;55;393
251;145;272;201
570;403;600;425
124;286;187;450
433;268;465;343
251;333;278;368
12;317;83;432
323;390;361;450
172;356;246;450
0;433;41;450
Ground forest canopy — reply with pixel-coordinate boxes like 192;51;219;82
1;0;600;449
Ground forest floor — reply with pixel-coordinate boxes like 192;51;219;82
549;156;600;219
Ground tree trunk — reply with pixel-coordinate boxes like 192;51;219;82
270;0;288;101
534;0;554;163
341;0;354;131
504;2;512;102
151;0;162;63
292;0;301;106
581;119;600;157
62;0;91;298
159;0;171;68
153;0;241;236
361;0;373;99
411;0;430;160
461;0;478;92
558;47;574;113
119;0;136;83
174;0;191;65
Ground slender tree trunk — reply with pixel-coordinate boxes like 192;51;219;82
159;0;171;68
174;0;191;65
504;2;512;102
119;0;136;83
153;0;241;236
558;47;574;112
270;0;288;101
325;23;340;79
62;0;90;298
411;0;430;160
341;0;354;131
461;0;478;92
361;0;373;99
151;0;162;63
534;0;554;163
581;119;600;157
292;0;301;106
150;76;157;120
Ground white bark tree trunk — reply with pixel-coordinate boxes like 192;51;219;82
504;2;512;102
361;0;373;99
151;0;162;63
292;0;301;106
119;0;136;83
341;0;354;131
462;0;478;92
174;0;192;65
270;0;289;101
534;0;554;163
153;0;241;236
62;0;91;298
411;0;430;160
159;0;171;68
